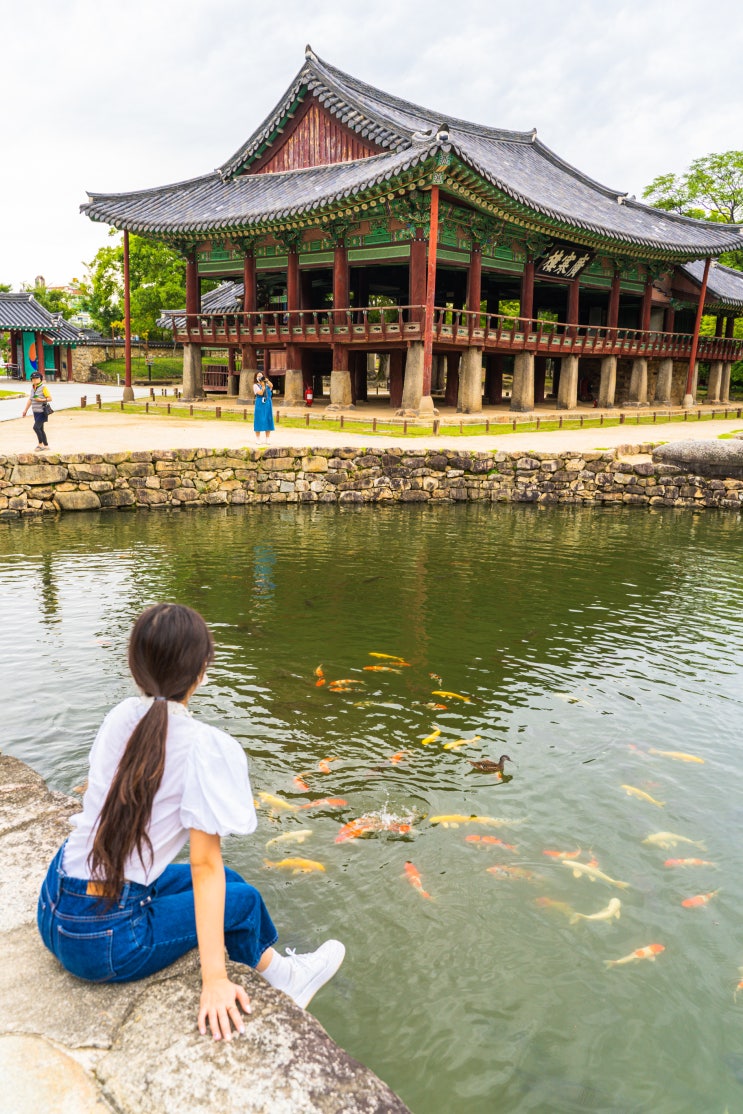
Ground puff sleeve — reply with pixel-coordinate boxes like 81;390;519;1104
180;725;257;836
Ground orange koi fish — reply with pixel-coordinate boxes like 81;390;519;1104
335;814;412;844
664;858;716;868
328;678;365;692
487;865;537;881
389;750;410;764
465;835;517;851
605;943;665;968
317;757;337;774
543;848;582;860
681;890;719;908
429;673;443;684
363;665;402;673
425;702;448;711
293;775;310;792
298;797;348;810
735;968;743;1002
314;665;325;687
403;861;432;899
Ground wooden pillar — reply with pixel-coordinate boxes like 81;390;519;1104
534;356;547;405
287;250;300;314
607;269;621;330
715;315;724;337
185;248;199;316
520;257;535;325
484;354;503;405
66;344;73;382
333;242;349;316
445;352;460;407
663;306;676;333
34;332;45;378
567;278;580;330
243;253;257;313
684;257;710;407
389;349;404;409
466;245;483;314
123;230;133;399
409;233;427;323
726;316;735;339
641;276;653;333
421;184;439;409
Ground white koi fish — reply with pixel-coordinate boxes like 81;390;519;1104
605;943;664;968
642;831;707;851
265;829;314;849
570;897;622;924
564;860;630;889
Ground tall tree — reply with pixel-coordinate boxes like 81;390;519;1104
643;150;743;269
79;230;187;338
23;283;76;319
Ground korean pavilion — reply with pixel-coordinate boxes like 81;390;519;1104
82;47;743;412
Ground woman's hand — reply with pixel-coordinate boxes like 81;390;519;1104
198;975;251;1041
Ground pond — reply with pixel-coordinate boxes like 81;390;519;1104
2;504;743;1113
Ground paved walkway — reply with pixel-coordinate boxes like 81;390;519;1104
1;380;741;455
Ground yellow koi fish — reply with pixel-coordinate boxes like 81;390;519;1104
605;943;664;968
263;857;326;874
369;652;405;661
265;829;314;849
443;736;481;751
570;897;622;924
363;665;402;673
642;831;706;851
431;690;471;702
486;865;537;881
256;792;299;813
621;785;665;807
648;748;704;764
421;728;442;746
429;814;522;829
564;860;630;889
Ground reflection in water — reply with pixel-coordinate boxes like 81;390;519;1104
2;505;743;1114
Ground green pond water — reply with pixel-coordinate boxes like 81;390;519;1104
2;504;743;1113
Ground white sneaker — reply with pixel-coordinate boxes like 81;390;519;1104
273;940;346;1008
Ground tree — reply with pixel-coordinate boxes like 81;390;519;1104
643;150;743;270
24;283;76;319
79;230;187;339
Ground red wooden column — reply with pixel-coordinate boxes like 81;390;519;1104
239;250;258;400
388;349;404;409
520;256;535;326
663;306;675;333
287;248;300;320
726;316;735;339
607;268;621;331
422;184;440;400
567;278;580;333
243;251;257;313
641;275;653;333
66;344;73;381
445;352;460;407
715;315;724;337
466;244;483;316
484;354;503;405
185;249;200;316
333;241;349;321
684;257;711;406
34;332;45;377
409;233;427;322
123;230;132;399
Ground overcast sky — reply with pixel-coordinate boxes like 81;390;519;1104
2;0;741;290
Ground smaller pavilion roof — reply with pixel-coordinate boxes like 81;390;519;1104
682;260;743;311
157;280;244;329
0;293;84;343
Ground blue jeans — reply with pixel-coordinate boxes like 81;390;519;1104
37;843;278;983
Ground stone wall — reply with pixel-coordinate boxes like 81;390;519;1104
2;445;743;517
0;751;410;1113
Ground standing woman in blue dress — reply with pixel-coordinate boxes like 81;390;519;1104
253;371;274;443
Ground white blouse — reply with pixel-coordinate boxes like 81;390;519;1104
63;697;257;884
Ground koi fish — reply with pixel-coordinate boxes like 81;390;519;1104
363;665;402;673
317;757;337;774
403;861;432;899
314;665;325;687
429;673;443;684
564;860;630;889
648;748;704;764
664;858;716;868
369;652;405;661
570;898;622;924
443;736;480;750
388;750;410;764
431;690;471;702
465;835;517;851
621;785;665;807
293;775;310;792
429;814;522;829
263;857;326;874
735;968;743;1003
543;849;582;860
425;702;448;711
604;943;665;968
256;791;299;813
328;678;365;692
421;728;442;746
298;797;348;810
681;890;719;908
487;865;537;881
642;831;707;851
335;813;412;843
535;896;576;919
265;829;314;849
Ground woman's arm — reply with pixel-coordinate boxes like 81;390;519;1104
190;828;251;1040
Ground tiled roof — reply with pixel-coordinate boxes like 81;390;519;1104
682;259;743;310
82;49;743;260
0;293;83;342
157;280;244;328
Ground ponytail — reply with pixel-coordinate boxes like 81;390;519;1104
88;603;214;897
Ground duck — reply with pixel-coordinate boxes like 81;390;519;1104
468;754;512;775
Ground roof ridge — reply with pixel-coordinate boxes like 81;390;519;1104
85;171;220;206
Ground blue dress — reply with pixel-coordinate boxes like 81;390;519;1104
253;384;275;432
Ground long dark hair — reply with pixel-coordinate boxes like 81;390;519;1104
89;603;214;897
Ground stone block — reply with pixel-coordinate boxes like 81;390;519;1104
10;464;67;486
67;463;117;482
98;490;136;508
301;456;329;473
54;491;101;511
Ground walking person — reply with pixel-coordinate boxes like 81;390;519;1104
22;369;52;451
253;371;275;443
37;603;345;1041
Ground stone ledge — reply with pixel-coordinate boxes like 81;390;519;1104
0;754;409;1114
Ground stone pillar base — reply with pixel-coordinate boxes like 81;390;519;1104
283;368;304;406
721;362;732;404
401;342;424;411
654;357;673;405
329;368;353;408
510;351;534;412
557;354;579;410
458;347;483;413
182;344;204;400
122;386;135;402
627;358;648;406
707;360;723;403
682;393;695;409
598;356;616;409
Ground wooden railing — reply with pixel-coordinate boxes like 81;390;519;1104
165;306;743;362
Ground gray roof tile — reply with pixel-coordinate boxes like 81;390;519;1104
0;293;83;341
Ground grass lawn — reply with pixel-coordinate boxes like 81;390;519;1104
95;356;189;381
0;389;24;399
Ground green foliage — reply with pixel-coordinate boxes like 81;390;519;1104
23;284;76;319
79;230;186;339
0;282;11;293
643;150;743;270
